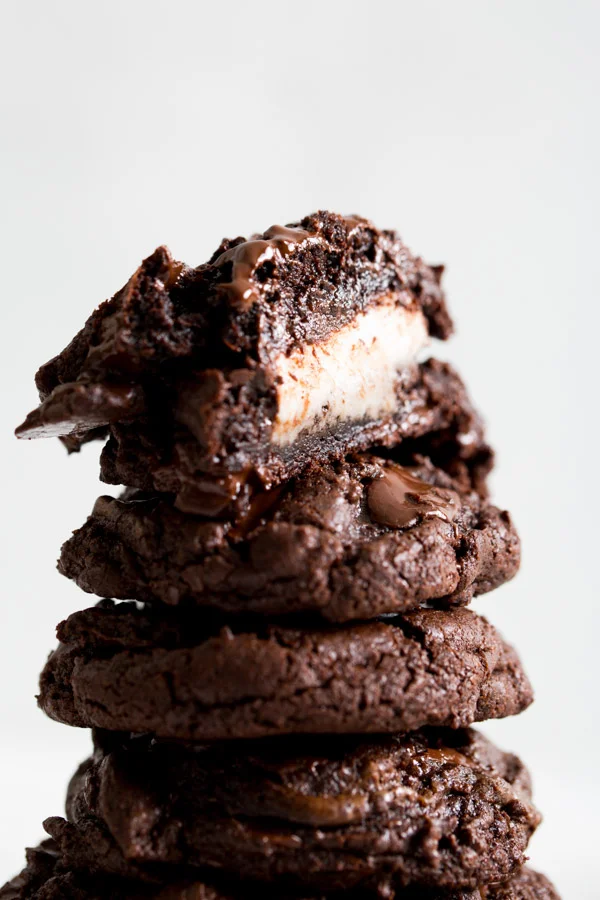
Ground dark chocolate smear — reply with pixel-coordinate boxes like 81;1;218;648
367;463;460;529
213;224;312;307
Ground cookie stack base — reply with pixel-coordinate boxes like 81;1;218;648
0;841;560;900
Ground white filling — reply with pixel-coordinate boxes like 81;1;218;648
271;298;429;445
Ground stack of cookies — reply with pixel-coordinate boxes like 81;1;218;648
4;212;559;899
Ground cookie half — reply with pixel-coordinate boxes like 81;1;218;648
59;727;539;891
59;453;519;621
15;213;488;505
16;211;450;445
39;602;532;740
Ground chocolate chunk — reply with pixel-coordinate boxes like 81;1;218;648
58;453;519;621
38;602;533;740
15;382;146;441
367;463;460;528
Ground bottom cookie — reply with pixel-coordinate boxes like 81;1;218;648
0;842;560;899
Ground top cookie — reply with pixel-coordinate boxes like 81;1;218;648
16;212;454;497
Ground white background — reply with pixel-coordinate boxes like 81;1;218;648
1;1;598;896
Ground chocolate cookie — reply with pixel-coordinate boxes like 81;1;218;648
0;839;560;899
58;454;519;621
59;727;539;891
16;213;474;506
39;602;532;740
96;359;491;517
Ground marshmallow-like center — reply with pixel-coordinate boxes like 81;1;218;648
271;298;429;445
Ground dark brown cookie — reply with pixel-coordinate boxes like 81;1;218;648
39;602;532;740
15;213;481;507
59;728;539;891
0;840;559;899
96;359;491;517
17;212;452;440
481;870;560;899
58;453;518;621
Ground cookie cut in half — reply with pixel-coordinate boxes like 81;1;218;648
16;212;463;504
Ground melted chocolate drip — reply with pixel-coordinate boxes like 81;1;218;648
213;224;312;307
173;469;252;518
424;747;470;766
367;463;459;529
227;483;286;540
342;214;368;232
